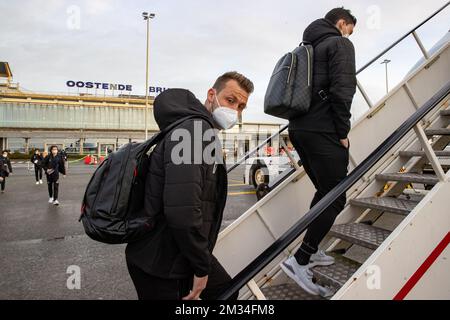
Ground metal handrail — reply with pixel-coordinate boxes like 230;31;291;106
357;2;449;74
218;81;450;300
226;2;449;175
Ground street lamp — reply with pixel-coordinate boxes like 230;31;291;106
380;59;391;95
142;12;156;140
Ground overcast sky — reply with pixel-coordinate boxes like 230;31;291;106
1;0;449;124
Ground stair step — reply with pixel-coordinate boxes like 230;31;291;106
399;192;426;202
425;128;450;136
441;109;450;116
376;172;439;185
329;223;391;250
261;282;325;300
350;196;419;215
399;150;450;157
312;254;361;290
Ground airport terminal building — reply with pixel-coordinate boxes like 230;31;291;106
0;62;287;159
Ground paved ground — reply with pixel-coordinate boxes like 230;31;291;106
0;162;257;299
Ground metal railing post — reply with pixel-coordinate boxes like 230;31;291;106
412;31;430;60
357;80;374;109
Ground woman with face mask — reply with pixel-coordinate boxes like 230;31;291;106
31;149;44;185
0;150;12;193
42;145;66;205
0;150;13;194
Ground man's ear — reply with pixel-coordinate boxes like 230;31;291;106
207;88;215;105
336;19;346;34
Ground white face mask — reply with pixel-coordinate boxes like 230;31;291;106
211;93;238;130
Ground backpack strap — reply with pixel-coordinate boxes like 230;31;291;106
160;114;214;137
141;114;215;152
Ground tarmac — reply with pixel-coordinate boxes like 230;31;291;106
0;162;257;299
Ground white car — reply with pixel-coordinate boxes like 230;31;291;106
244;151;299;188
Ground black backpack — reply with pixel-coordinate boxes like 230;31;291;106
79;115;211;244
264;42;314;120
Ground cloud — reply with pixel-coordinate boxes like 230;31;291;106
1;0;448;123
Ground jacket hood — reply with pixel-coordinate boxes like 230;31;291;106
303;18;342;45
153;89;216;130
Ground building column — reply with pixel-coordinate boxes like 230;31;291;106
237;133;247;159
249;134;257;156
272;134;280;156
0;137;7;151
24;137;30;154
79;138;85;155
97;142;101;158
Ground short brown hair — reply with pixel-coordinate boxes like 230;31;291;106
213;71;254;94
325;7;357;25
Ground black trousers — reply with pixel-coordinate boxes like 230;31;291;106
289;130;349;265
34;166;43;181
47;178;59;200
126;255;238;300
0;177;5;191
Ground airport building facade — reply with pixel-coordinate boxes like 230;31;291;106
0;62;288;159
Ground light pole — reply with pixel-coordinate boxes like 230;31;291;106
142;12;155;140
381;59;391;94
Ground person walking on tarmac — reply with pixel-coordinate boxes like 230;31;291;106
0;150;13;194
42;145;66;206
125;72;254;300
31;149;44;185
281;7;358;296
59;148;68;171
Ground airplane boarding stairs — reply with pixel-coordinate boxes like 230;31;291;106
214;5;450;300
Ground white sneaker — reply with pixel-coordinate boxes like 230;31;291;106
309;250;335;268
318;285;335;298
36;181;39;185
48;198;54;203
39;180;43;184
280;256;320;295
53;200;60;206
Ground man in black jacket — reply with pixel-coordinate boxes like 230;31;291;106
0;150;13;194
282;8;357;296
42;145;66;206
31;149;44;185
125;72;254;300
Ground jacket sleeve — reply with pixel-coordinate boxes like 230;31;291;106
42;156;49;170
7;159;12;173
162;119;212;277
327;37;357;140
59;157;66;175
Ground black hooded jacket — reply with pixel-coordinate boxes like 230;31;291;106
289;18;357;139
0;156;12;177
31;154;43;168
42;153;66;181
125;89;228;279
